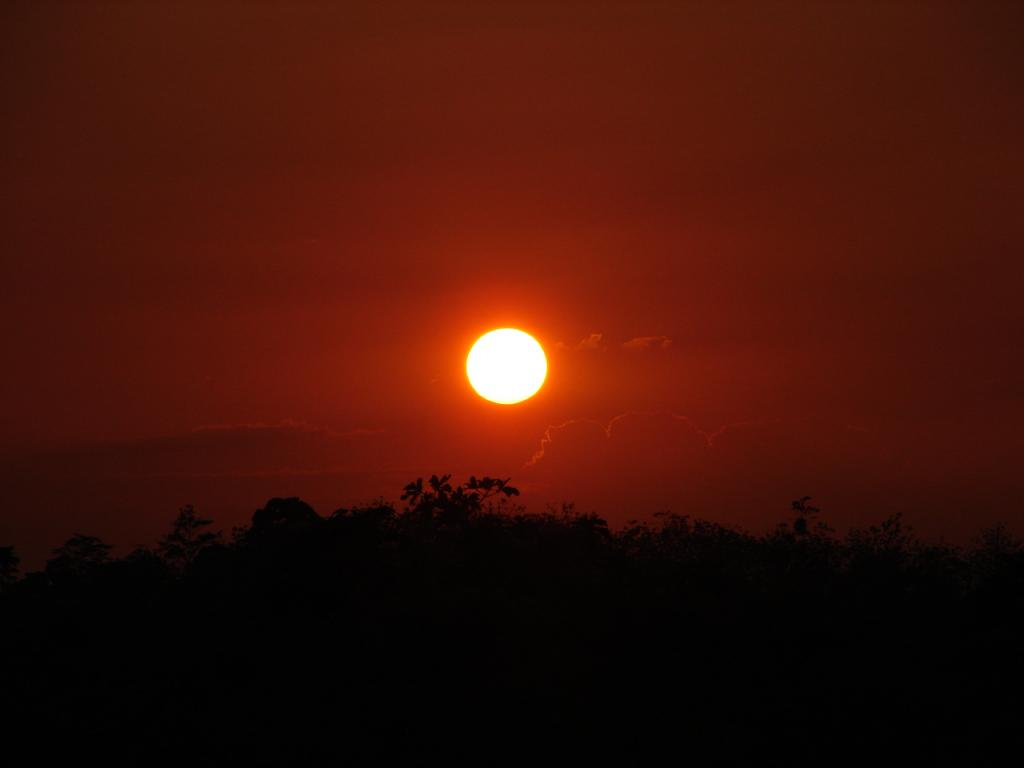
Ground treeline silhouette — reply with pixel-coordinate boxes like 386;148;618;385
2;475;1023;765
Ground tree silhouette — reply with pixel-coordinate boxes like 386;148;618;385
787;495;834;538
401;474;519;524
251;497;321;531
158;504;222;570
45;533;111;581
0;474;1022;765
0;545;18;589
974;521;1021;558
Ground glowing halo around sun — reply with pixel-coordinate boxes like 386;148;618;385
466;328;547;404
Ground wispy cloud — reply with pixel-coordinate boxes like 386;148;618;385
555;333;606;352
555;333;674;353
524;411;785;467
190;420;383;439
25;421;393;480
622;336;673;351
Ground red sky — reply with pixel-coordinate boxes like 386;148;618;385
2;1;1023;566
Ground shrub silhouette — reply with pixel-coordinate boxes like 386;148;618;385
0;475;1021;766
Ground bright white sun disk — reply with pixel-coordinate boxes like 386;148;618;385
466;328;547;404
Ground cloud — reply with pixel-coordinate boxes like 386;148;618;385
189;420;383;441
524;411;777;467
622;335;673;351
517;412;921;535
5;421;389;483
555;333;605;352
556;333;674;353
569;333;605;351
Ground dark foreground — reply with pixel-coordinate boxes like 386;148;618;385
2;476;1023;765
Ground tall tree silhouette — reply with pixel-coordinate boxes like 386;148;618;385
0;545;18;589
158;504;222;570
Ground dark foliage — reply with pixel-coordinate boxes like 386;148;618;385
157;504;222;570
0;545;18;590
44;533;112;583
1;480;1023;765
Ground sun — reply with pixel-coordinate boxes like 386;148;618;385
466;328;547;405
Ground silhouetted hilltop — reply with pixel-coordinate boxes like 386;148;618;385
1;475;1022;765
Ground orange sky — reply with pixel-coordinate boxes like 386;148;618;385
2;1;1023;565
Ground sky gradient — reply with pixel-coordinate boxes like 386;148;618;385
2;0;1022;565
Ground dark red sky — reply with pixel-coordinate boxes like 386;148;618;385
2;1;1022;565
